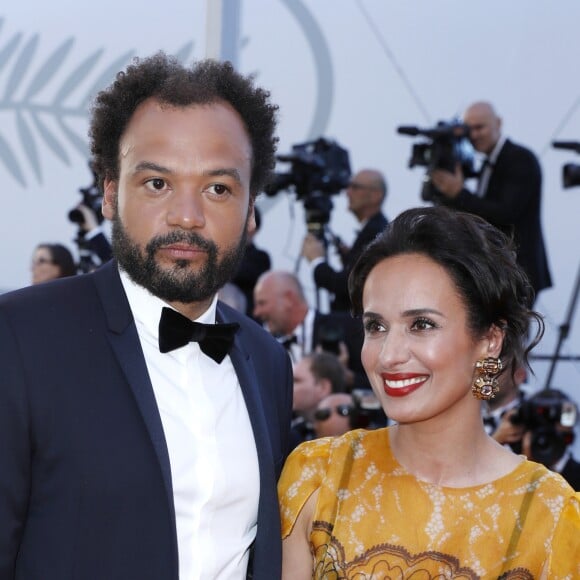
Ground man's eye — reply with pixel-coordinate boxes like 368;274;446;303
146;178;166;191
208;183;230;196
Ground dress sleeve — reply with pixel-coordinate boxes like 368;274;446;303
278;437;332;539
548;492;580;578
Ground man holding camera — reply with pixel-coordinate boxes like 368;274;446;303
430;101;552;303
301;168;388;312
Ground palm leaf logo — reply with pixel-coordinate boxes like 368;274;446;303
0;19;194;186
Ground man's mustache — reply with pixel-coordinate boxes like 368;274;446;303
145;231;216;256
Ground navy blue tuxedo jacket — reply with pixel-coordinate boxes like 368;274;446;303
0;261;293;579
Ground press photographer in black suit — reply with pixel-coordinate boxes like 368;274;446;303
301;169;388;312
431;101;552;303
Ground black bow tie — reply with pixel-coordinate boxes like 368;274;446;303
158;307;239;363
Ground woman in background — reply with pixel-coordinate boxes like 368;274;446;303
31;243;76;285
279;206;580;579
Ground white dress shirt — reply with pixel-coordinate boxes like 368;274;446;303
279;308;316;363
120;269;260;579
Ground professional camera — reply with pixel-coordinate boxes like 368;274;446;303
552;140;580;188
264;137;351;239
397;120;477;202
510;389;577;466
68;160;104;226
350;388;388;430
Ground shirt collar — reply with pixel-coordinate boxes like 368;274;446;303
119;267;217;340
488;134;507;165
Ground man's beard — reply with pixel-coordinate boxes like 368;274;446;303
111;213;248;303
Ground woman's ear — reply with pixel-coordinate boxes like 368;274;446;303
484;323;505;358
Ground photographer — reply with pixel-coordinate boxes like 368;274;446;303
430;101;552;303
291;352;348;447
520;390;580;490
253;270;369;389
301;168;388;312
68;160;112;272
73;203;112;267
313;392;355;439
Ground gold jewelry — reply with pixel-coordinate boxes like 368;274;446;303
472;357;503;400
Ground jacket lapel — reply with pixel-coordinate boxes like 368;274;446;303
217;305;279;577
92;262;175;516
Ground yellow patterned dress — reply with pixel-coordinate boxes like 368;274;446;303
278;427;580;579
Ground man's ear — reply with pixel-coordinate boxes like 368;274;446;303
246;198;256;237
102;178;117;221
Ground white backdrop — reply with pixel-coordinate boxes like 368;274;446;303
1;1;580;432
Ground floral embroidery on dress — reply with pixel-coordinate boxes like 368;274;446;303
279;428;580;579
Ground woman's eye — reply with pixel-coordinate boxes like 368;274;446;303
412;317;435;331
364;319;386;334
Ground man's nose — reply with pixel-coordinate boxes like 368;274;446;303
167;189;205;229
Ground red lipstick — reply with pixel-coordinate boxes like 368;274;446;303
381;373;428;398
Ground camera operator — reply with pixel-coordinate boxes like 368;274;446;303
430;102;552;303
301;168;388;312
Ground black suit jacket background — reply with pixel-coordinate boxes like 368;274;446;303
314;211;388;311
444;139;552;297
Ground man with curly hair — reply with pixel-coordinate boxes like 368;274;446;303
0;52;292;580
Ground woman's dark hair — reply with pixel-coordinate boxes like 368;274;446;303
348;206;543;376
37;244;76;278
89;52;279;197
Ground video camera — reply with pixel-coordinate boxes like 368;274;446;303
397;120;477;202
264;137;351;239
552;141;580;188
510;389;577;466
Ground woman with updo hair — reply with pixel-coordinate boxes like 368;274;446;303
279;206;580;579
31;243;76;285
